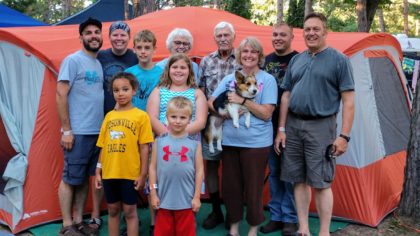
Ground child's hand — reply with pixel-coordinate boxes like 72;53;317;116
192;197;201;212
150;193;160;210
134;176;146;191
95;174;102;189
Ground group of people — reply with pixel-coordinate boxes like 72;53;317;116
56;11;354;236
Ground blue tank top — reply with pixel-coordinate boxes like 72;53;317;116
159;87;196;124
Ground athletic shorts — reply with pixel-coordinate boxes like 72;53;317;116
62;135;99;186
102;179;138;205
280;114;337;189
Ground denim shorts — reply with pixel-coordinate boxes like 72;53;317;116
62;135;99;186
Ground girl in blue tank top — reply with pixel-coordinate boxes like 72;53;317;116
147;53;207;136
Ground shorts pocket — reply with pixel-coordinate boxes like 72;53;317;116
67;163;88;183
323;157;336;183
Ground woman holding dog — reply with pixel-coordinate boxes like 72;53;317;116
208;37;277;236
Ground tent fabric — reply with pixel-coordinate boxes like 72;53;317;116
0;41;45;228
55;0;125;25
0;6;412;232
0;4;46;27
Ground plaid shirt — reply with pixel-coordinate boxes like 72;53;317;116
198;50;239;98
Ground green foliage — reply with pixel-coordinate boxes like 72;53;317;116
251;0;277;25
287;0;304;28
222;0;252;19
315;0;357;32
1;0;87;24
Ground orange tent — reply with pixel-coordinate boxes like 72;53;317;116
0;7;412;233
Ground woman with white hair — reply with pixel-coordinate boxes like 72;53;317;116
156;28;200;83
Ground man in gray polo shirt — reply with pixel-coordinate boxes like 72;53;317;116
275;13;355;236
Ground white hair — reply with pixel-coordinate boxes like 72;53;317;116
214;21;235;37
166;28;193;51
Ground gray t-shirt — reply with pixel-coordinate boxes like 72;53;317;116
281;47;354;117
156;133;198;210
58;50;104;134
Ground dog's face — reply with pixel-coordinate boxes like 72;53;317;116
235;71;259;99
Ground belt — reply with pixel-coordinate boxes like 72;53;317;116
288;110;335;120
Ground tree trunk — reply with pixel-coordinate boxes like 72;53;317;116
132;0;140;18
124;0;129;20
377;8;385;32
356;0;379;32
277;0;284;23
399;75;420;220
63;0;72;18
139;0;155;16
403;0;409;35
304;0;313;18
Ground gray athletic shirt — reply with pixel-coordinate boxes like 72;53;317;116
58;50;104;134
156;133;198;210
281;47;354;117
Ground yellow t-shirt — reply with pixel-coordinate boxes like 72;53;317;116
97;108;154;180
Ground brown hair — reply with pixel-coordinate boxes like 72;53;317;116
304;12;328;29
159;53;197;88
133;29;157;47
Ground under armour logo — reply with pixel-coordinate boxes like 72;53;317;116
162;145;189;162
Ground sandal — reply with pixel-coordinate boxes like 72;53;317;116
75;222;99;236
58;225;84;236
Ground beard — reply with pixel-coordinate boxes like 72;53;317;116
83;38;103;53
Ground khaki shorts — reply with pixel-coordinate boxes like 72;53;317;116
280;114;337;189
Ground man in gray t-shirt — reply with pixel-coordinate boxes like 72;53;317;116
274;13;355;236
56;17;104;236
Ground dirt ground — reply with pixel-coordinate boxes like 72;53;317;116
332;214;420;236
1;214;419;235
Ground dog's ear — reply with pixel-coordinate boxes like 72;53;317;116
235;71;245;84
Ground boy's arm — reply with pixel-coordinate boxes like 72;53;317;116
149;142;160;209
192;143;204;212
95;148;103;189
135;143;149;190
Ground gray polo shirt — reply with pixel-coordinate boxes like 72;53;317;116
281;47;354;117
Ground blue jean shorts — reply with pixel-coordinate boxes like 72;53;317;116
62;135;99;186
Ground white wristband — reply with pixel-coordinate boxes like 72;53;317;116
278;127;286;132
61;129;73;136
96;163;102;168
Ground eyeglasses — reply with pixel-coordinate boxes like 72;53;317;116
173;41;190;47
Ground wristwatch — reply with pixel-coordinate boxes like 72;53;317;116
278;127;286;132
339;134;350;142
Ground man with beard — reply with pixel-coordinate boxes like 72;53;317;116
260;22;298;235
276;13;355;236
56;17;104;236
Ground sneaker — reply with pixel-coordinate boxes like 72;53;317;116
259;220;283;234
282;223;298;236
202;211;224;229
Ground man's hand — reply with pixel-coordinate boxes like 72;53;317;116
95;173;102;189
61;134;74;151
332;136;348;157
274;132;286;155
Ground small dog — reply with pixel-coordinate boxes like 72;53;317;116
205;71;259;153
